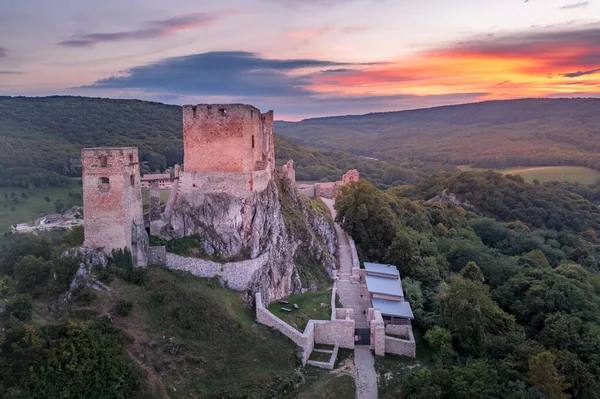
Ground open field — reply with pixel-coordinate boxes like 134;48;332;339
0;184;82;233
457;165;600;185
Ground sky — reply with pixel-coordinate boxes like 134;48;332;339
0;0;599;120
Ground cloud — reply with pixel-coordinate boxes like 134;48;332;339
81;51;356;97
58;12;225;48
0;46;7;58
340;26;370;34
0;70;24;75
286;27;333;45
563;68;600;77
559;2;590;10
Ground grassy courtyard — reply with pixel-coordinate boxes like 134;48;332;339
267;289;333;331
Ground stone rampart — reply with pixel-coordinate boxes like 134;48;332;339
178;167;271;202
167;252;267;291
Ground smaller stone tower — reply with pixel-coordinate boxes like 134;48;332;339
341;169;360;185
81;147;148;267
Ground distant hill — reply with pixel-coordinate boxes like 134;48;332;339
276;98;600;170
0;96;451;188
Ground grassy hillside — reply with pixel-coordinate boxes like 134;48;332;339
276;98;600;170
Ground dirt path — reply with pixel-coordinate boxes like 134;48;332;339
320;197;378;399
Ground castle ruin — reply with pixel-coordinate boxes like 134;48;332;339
81;147;148;267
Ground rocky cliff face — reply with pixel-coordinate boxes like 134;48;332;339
156;172;337;303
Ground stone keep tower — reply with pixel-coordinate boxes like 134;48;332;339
82;147;148;267
183;104;274;173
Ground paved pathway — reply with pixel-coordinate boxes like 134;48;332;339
355;346;378;399
321;197;378;399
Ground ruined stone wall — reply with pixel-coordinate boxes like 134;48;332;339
281;160;295;184
177;168;271;201
82;147;147;267
167;252;268;291
255;293;314;365
341;169;360;185
315;182;338;199
183;104;273;173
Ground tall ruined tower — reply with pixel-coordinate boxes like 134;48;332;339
81;147;148;267
183;104;274;173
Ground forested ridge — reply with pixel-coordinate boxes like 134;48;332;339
277;98;600;170
0;96;453;188
335;172;600;398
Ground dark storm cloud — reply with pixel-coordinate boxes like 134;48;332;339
82;51;358;97
57;12;225;48
0;47;7;58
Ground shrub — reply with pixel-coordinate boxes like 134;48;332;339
6;293;32;321
117;299;133;316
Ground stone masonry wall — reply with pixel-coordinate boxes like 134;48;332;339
255;293;314;365
82;147;148;267
368;309;386;356
384;326;416;358
167;252;267;291
341;169;360;185
183;104;273;173
313;320;355;349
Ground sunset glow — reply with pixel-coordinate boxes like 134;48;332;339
0;0;599;118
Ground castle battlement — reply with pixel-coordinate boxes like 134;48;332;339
183;104;274;174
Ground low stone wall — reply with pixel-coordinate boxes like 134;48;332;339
255;293;313;364
306;345;339;370
313;319;355;349
315;182;338;199
335;308;354;320
148;246;167;266
385;326;416;358
167;252;267;291
385;324;410;339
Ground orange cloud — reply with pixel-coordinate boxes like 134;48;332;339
310;24;600;100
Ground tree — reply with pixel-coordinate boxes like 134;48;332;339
460;261;484;282
438;276;516;354
528;352;571;399
335;180;398;261
424;326;452;350
13;255;50;296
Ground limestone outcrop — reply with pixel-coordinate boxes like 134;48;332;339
155;171;336;302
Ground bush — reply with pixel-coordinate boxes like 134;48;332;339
117;299;133;316
6;294;32;321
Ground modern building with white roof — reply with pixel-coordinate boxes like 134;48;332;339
364;262;413;324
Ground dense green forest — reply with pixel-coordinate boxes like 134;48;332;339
0;96;453;189
277;98;600;170
335;172;600;398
